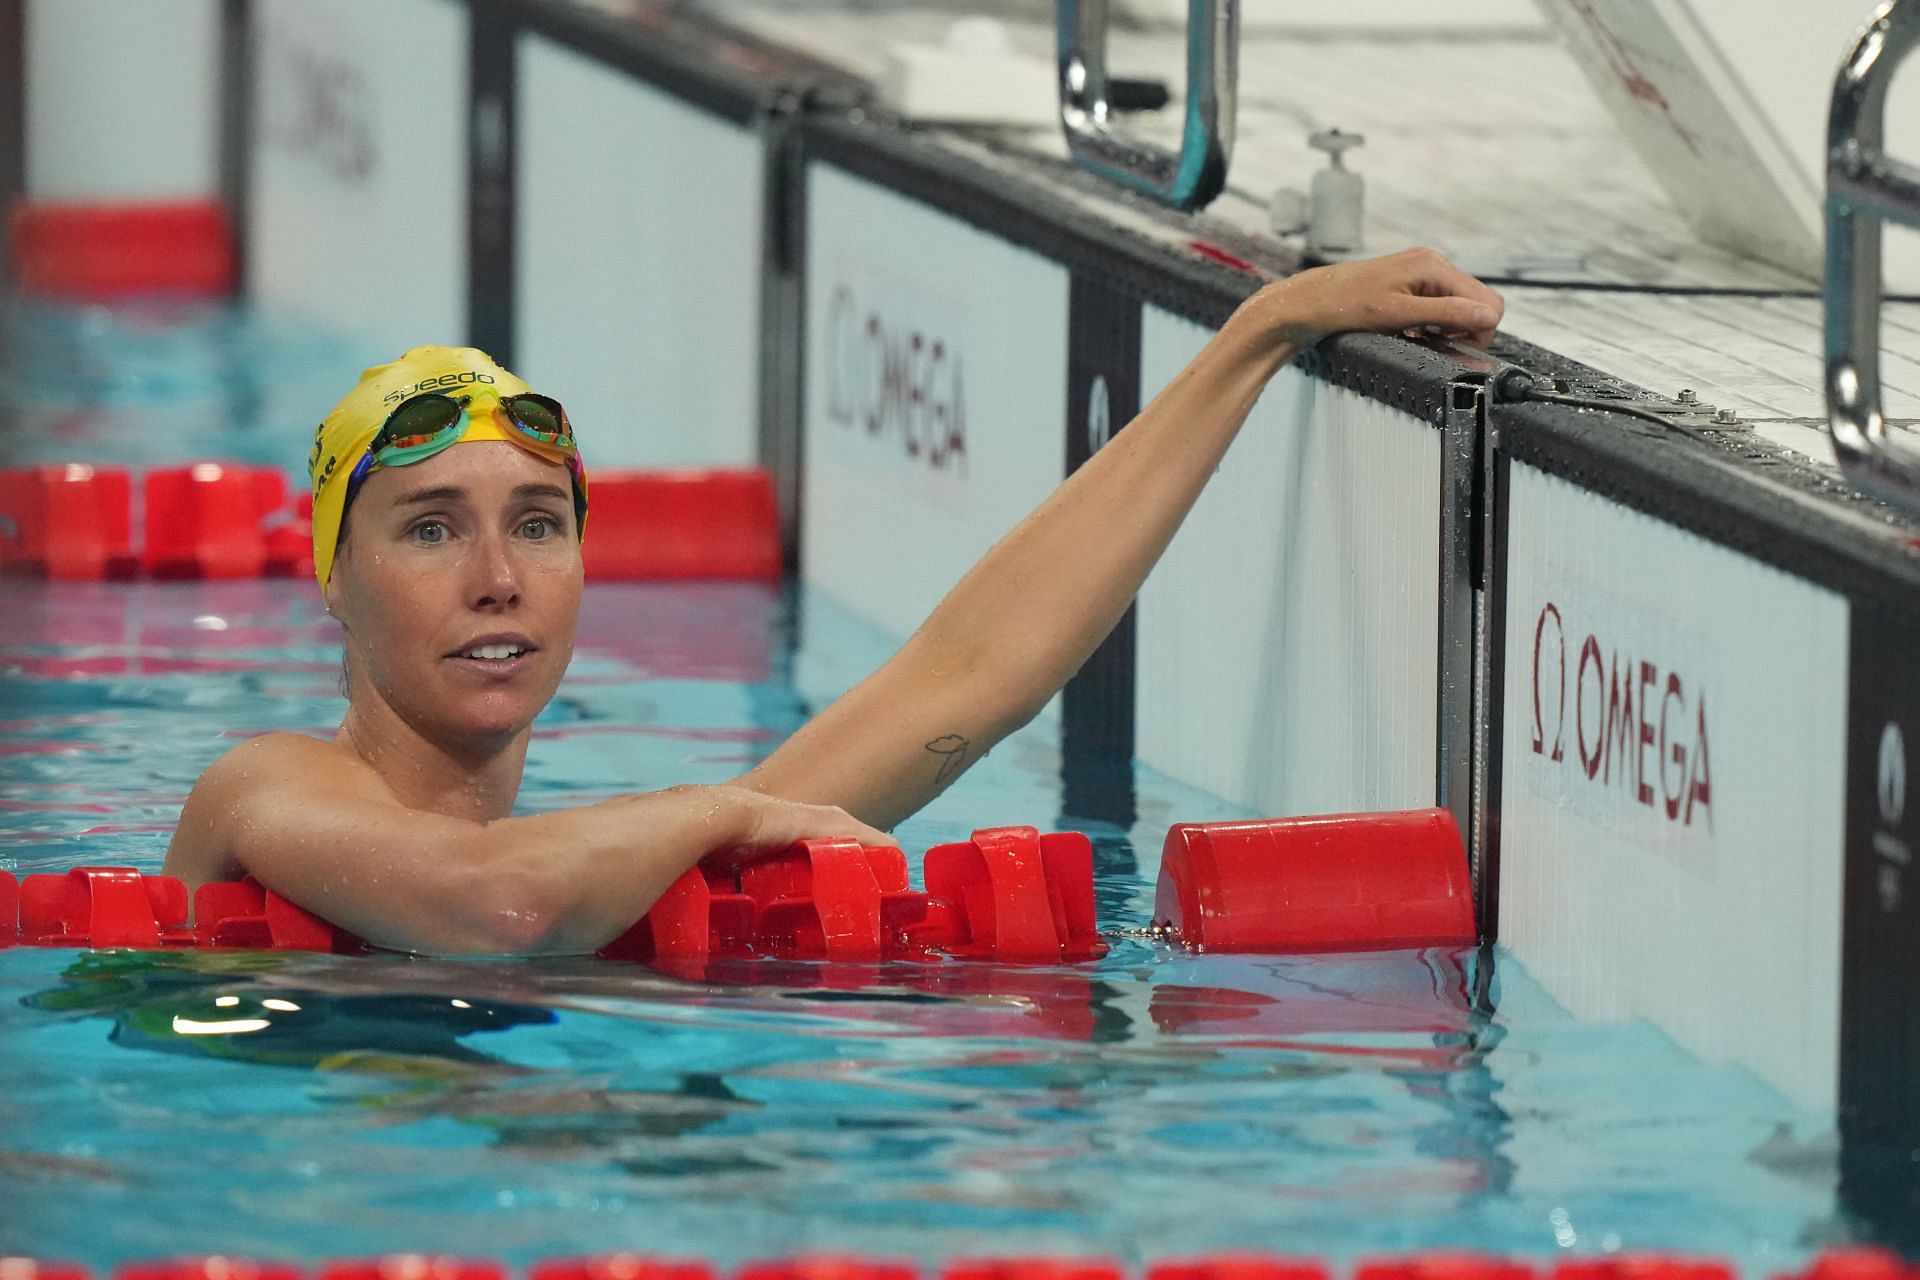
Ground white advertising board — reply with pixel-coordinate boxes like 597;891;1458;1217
801;165;1070;645
1134;307;1443;820
249;0;468;353
25;0;222;201
514;35;763;468
1497;461;1848;1112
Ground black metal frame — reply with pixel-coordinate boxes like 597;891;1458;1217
0;0;25;286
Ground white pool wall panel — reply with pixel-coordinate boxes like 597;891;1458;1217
801;165;1069;651
1497;462;1847;1113
1134;308;1443;818
248;0;468;353
514;35;763;468
25;0;222;202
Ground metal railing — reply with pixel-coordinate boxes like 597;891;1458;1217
1056;0;1237;211
1827;0;1920;512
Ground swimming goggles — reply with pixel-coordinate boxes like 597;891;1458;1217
343;390;587;527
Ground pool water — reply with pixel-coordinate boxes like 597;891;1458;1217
0;299;1854;1264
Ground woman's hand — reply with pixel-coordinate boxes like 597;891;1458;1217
699;784;898;870
1242;246;1504;351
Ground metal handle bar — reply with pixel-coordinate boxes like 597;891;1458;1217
1827;0;1920;511
1057;0;1236;212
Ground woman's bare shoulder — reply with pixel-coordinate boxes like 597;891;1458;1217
165;732;375;886
196;731;374;792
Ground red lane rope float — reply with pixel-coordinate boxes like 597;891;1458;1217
1153;808;1476;953
0;1253;1907;1280
0;827;1105;965
0;462;781;582
0;812;1481;958
8;199;237;301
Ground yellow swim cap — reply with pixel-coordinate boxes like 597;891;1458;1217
307;346;587;589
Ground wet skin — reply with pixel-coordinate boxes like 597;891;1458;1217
327;440;582;808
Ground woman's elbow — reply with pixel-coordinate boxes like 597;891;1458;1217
392;859;570;956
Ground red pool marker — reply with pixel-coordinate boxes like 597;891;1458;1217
263;490;316;578
921;827;1105;962
321;1260;506;1280
740;1260;920;1280
743;839;926;959
1552;1261;1734;1280
1;1264;91;1280
1359;1257;1537;1280
120;1261;305;1280
1781;1252;1918;1280
1155;808;1475;952
193;876;350;953
1151;1259;1332;1280
144;464;291;579
0;870;16;947
580;468;781;581
533;1261;716;1280
944;1261;1123;1280
9;199;236;300
598;865;755;963
0;464;137;579
16;867;196;949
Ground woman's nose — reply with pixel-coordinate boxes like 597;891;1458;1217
468;531;522;610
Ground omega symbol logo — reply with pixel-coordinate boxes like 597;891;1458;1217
1880;721;1906;826
1087;374;1112;456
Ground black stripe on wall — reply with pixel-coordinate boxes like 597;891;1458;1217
0;0;25;282
468;0;517;362
219;0;253;294
1839;600;1920;1249
1474;449;1513;943
1060;273;1142;834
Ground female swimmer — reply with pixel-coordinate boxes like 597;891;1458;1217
162;248;1503;954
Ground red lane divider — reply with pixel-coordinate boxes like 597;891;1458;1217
1154;808;1475;953
923;827;1103;961
742;1262;917;1280
0;812;1483;959
0;828;1105;965
9;199;236;300
1358;1259;1538;1280
1151;1263;1330;1280
322;1263;507;1280
581;469;781;581
121;1263;304;1280
4;1251;1906;1280
144;463;290;580
946;1263;1123;1280
599;827;1106;965
1550;1264;1736;1280
535;1259;717;1280
1780;1255;1917;1280
0;464;138;579
0;463;780;582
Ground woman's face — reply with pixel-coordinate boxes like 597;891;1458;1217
327;440;583;748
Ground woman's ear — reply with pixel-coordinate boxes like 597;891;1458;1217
323;554;348;626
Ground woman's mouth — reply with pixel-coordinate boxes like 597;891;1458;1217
449;637;538;672
461;643;526;660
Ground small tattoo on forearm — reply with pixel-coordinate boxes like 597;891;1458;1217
925;733;971;785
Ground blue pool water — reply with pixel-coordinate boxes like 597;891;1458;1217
0;299;1854;1263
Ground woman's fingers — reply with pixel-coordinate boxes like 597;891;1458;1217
1384;293;1502;339
1259;247;1503;347
707;789;900;869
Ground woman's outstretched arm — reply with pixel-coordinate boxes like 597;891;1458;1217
736;248;1502;829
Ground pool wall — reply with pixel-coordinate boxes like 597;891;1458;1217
21;0;1920;1195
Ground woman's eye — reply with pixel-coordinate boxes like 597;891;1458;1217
521;517;554;540
413;520;449;545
